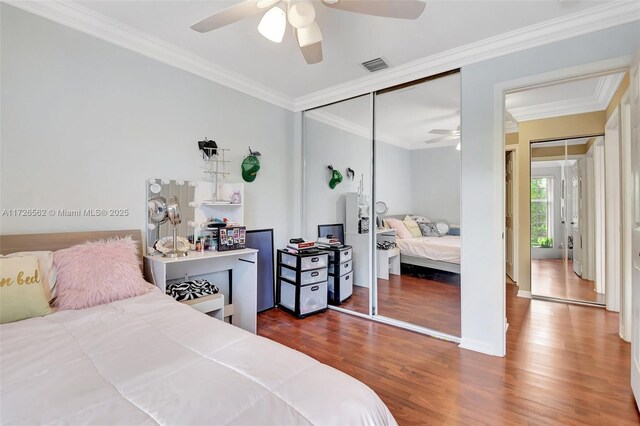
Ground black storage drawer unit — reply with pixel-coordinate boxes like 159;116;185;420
318;245;354;306
276;249;329;318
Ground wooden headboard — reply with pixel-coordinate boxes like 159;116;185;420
0;229;144;263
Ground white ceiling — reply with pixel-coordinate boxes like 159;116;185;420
71;0;618;102
306;72;460;150
506;71;626;122
306;67;628;151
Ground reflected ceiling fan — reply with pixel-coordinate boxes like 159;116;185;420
191;0;427;64
425;125;461;150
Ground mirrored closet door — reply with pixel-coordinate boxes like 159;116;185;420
530;137;605;305
302;94;373;316
372;72;462;337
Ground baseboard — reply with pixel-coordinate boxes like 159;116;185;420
458;338;504;357
517;290;532;298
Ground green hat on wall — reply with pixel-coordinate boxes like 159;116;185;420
328;165;343;189
242;147;261;183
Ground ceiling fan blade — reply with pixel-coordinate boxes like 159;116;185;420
191;0;264;33
425;136;454;144
295;29;323;64
322;0;426;19
429;129;458;136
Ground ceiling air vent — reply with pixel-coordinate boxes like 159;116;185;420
362;57;389;72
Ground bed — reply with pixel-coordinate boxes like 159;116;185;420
0;230;396;425
384;215;461;274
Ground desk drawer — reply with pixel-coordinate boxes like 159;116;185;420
328;260;353;276
279;281;328;316
280;252;328;271
326;247;352;263
328;271;353;304
280;265;327;285
180;293;224;314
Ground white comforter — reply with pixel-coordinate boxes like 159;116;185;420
396;235;461;264
0;290;396;425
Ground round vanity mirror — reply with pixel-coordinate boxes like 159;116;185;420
375;201;389;216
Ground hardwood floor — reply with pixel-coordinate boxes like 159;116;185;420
258;283;639;425
532;259;605;304
337;272;461;336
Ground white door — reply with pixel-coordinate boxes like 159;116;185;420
571;161;582;276
629;47;640;409
605;110;621;312
506;151;515;281
561;164;568;261
594;141;606;294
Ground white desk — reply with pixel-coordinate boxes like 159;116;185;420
144;249;258;333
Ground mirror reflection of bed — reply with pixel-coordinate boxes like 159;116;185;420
372;72;462;337
302;72;461;338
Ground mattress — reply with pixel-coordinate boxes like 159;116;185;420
396;235;461;264
0;290;396;425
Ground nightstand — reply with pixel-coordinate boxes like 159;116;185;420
376;229;400;280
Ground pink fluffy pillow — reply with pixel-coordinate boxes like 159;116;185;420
53;237;151;310
386;218;413;239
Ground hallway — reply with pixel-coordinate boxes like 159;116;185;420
531;258;605;304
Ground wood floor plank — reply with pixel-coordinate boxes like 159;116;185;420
258;282;640;424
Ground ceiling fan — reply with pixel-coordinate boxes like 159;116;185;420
191;0;427;64
425;125;461;150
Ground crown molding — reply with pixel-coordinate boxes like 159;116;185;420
305;109;413;149
509;96;602;122
6;1;638;114
508;72;625;121
4;0;295;111
595;72;625;106
293;1;640;111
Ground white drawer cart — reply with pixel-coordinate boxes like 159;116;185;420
144;248;258;333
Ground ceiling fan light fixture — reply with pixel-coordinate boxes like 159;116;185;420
288;2;316;29
297;21;322;47
258;6;286;43
257;0;279;8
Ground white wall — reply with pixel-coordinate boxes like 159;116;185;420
460;21;640;355
303;116;371;240
0;5;295;251
375;141;412;215
410;147;461;224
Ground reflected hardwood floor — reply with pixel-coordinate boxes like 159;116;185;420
336;274;461;336
532;259;605;304
258;283;639;425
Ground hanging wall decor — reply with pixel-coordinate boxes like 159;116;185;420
198;138;218;159
346;167;355;180
241;147;261;183
328;165;343;189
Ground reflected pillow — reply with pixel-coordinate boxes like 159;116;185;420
448;226;461;236
419;222;442;237
411;215;431;224
0;256;53;324
434;219;450;235
403;216;422;238
386;218;412;239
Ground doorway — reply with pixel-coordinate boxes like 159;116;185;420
529;137;605;305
